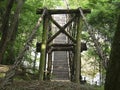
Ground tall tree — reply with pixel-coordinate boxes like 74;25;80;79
0;0;24;64
0;0;14;63
105;15;120;90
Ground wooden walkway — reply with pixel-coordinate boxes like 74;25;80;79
52;14;70;80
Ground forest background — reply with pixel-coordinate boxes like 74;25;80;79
0;0;120;90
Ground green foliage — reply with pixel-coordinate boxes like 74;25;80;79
0;0;7;26
68;0;120;84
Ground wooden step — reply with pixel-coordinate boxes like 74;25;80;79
52;71;69;80
53;69;69;72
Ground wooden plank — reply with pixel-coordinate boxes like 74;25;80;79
48;44;74;52
47;43;87;53
52;51;69;80
36;8;91;14
51;47;74;51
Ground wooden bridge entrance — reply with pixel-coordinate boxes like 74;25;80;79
36;8;90;83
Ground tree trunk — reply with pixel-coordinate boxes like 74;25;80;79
0;0;15;63
0;0;24;64
4;20;19;64
105;15;120;90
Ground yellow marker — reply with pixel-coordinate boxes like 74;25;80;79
42;44;46;49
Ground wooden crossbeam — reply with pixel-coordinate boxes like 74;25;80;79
50;16;61;29
36;43;87;52
47;15;76;44
36;8;91;14
63;15;77;28
51;47;73;51
62;30;76;43
47;30;61;44
47;44;74;52
50;44;74;47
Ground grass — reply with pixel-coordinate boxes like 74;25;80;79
94;86;104;90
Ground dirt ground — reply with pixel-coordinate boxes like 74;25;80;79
5;80;96;90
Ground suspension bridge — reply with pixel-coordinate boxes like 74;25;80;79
36;8;90;82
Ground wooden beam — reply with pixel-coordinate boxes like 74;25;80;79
50;15;76;30
47;30;61;44
36;43;87;53
51;47;74;51
63;15;77;28
50;16;61;29
49;15;76;43
46;52;52;80
74;16;82;83
50;44;75;47
48;44;74;51
47;44;74;52
62;30;76;43
36;8;91;14
39;9;49;81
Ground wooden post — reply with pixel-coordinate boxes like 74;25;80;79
70;52;75;82
74;15;82;83
33;51;37;71
39;9;49;81
46;52;52;80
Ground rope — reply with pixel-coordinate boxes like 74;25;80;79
0;8;47;90
79;8;108;69
64;0;69;9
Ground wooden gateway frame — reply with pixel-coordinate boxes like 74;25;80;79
36;8;90;83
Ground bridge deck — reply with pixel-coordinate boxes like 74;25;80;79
52;14;70;80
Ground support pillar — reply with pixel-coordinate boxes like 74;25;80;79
74;15;82;83
46;52;52;80
39;9;49;81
